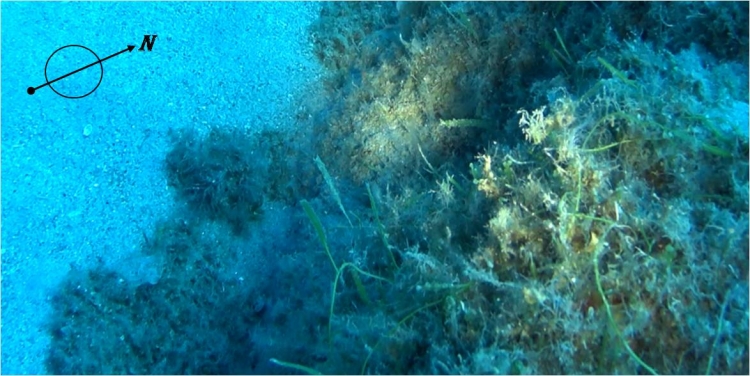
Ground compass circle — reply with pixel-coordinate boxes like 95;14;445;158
44;45;103;99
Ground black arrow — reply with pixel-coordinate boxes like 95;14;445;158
27;45;135;95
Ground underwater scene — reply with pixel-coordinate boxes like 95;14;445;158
1;1;749;374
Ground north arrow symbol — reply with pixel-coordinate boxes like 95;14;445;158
27;45;135;95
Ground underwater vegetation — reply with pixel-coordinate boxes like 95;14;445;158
164;126;266;234
46;2;748;374
46;216;272;374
